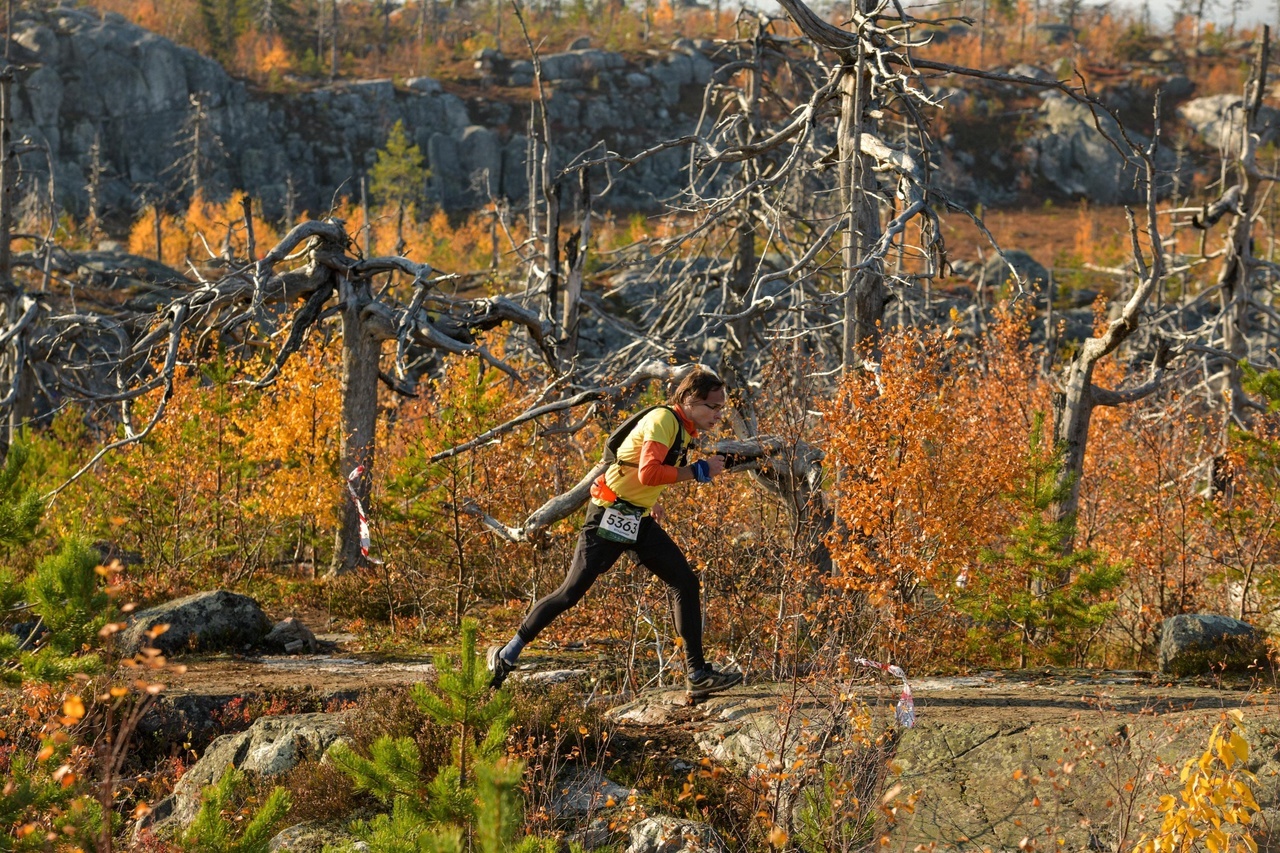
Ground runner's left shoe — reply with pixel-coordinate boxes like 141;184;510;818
686;664;743;702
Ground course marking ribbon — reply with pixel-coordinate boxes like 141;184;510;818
854;656;916;728
345;466;383;564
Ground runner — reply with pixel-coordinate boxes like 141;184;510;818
488;367;744;701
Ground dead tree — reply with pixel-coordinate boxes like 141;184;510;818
19;217;552;575
1200;30;1276;429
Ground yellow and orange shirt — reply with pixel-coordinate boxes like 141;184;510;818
590;406;698;512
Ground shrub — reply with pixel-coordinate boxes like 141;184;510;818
24;539;109;655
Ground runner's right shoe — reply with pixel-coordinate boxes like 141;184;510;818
487;645;516;690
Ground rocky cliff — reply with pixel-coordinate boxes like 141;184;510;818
9;4;1240;227
10;4;716;222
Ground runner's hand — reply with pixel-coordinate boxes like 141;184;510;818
706;455;726;477
651;504;664;523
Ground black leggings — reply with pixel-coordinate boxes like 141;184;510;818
516;503;705;672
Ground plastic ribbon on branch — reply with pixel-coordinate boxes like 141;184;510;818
344;466;383;565
854;657;916;728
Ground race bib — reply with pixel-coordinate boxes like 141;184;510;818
597;502;643;543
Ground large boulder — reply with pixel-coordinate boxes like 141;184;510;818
158;712;347;832
269;821;366;852
550;767;631;819
627;816;726;853
1032;93;1175;204
1178;93;1280;151
979;249;1050;291
1158;614;1270;677
118;589;272;657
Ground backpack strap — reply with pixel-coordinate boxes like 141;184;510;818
602;406;688;470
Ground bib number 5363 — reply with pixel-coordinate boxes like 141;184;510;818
598;505;641;543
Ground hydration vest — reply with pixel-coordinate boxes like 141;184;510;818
601;405;690;471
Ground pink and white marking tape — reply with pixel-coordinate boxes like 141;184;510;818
345;466;383;564
854;657;916;728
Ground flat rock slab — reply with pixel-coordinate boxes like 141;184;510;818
162;655;437;698
608;672;1280;852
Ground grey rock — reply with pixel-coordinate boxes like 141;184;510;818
518;668;589;685
609;678;1280;853
459;125;502;200
569;817;620;850
501;134;528;201
546;88;582;128
162;712;347;831
628;816;726;853
540;51;584;81
1179;93;1279;150
1007;63;1056;83
427;132;461;207
549;767;630;819
10;620;48;651
269;821;364;852
1158;614;1269;676
263;617;318;654
978;249;1050;289
405;76;443;94
4;6;724;215
1033;94;1172;204
118;589;272;657
569;36;592;50
1161;74;1194;100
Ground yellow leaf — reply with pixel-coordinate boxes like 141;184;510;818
1230;734;1248;762
62;695;85;722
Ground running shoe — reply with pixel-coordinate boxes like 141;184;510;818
686;664;743;700
487;645;516;690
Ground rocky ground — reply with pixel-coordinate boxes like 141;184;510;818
148;645;1279;852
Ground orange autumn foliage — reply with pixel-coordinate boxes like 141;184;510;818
128;191;281;268
233;342;344;526
823;306;1051;662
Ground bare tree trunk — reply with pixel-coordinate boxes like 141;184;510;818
1053;129;1167;554
559;169;589;364
0;63;19;461
330;276;382;575
360;176;371;256
838;16;886;376
543;171;562;353
721;17;762;397
1216;31;1270;429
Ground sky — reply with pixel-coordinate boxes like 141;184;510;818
887;0;1276;28
1144;0;1273;27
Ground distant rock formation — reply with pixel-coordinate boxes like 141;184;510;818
8;5;1221;227
10;6;718;221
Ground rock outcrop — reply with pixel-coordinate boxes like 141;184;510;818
153;712;347;833
10;6;719;221
1031;93;1175;204
607;673;1280;852
1158;613;1270;676
1179;93;1280;151
627;816;726;853
10;5;1226;227
118;589;272;656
